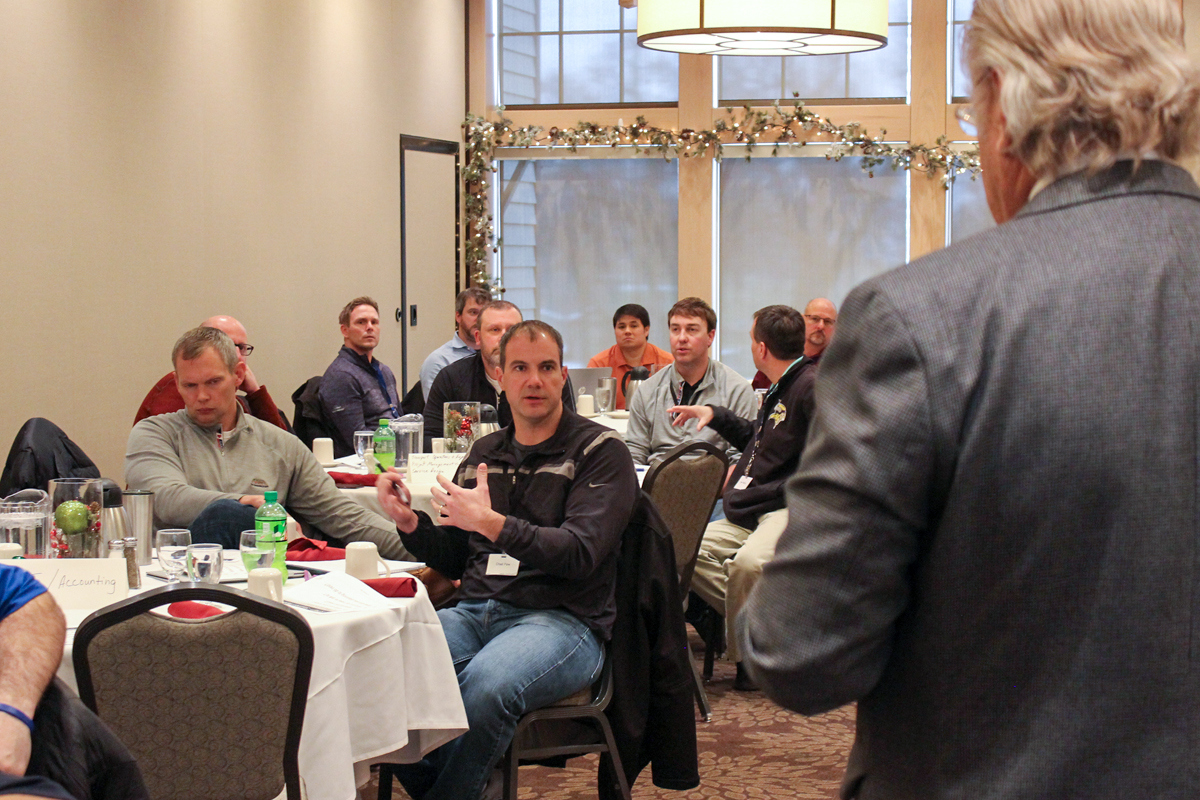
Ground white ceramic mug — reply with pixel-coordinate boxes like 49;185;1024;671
345;541;391;580
577;394;595;415
247;567;283;601
313;437;335;464
0;542;24;559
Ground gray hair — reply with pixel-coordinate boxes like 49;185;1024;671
966;0;1200;180
172;327;238;373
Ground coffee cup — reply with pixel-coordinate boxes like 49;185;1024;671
345;541;391;580
577;394;595;415
313;437;335;464
247;567;283;601
0;543;24;559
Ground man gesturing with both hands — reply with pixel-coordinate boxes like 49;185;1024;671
376;320;637;800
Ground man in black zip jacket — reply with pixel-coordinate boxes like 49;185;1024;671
377;320;637;800
669;301;835;690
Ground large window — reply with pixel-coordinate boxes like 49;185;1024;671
949;0;973;100
717;156;909;376
497;157;679;366
949;174;993;242
718;0;911;103
497;0;679;106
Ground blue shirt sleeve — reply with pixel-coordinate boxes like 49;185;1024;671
0;564;47;621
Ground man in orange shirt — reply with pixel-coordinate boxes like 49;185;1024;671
586;303;673;409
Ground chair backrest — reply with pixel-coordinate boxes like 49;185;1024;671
0;417;101;495
291;375;333;448
641;440;728;592
72;584;314;800
400;380;425;416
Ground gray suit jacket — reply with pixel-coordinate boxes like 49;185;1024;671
739;161;1200;800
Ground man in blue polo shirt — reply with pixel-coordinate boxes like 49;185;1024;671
0;565;73;800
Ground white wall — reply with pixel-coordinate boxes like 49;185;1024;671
0;0;465;481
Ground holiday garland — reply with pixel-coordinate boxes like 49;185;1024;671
462;99;981;289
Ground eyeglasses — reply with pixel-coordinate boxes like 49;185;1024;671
955;104;977;137
803;314;837;327
236;343;254;356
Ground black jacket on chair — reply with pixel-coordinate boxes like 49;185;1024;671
0;418;100;495
599;492;699;799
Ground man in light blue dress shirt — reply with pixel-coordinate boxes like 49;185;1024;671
419;287;491;398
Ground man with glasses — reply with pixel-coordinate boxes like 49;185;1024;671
133;315;288;430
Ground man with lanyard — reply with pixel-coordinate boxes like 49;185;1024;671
376;319;636;800
318;296;400;457
669;301;835;690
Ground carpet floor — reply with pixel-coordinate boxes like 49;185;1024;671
369;632;856;799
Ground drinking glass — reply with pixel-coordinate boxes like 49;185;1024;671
354;430;374;463
596;378;616;414
156;530;191;584
239;530;275;575
186;543;223;584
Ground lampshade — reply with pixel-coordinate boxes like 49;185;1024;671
636;0;888;57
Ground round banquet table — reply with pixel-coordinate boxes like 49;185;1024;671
58;566;467;800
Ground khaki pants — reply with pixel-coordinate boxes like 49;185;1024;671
689;507;788;663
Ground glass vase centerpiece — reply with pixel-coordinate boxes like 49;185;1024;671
48;478;104;558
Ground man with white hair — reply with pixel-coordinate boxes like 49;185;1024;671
740;1;1200;798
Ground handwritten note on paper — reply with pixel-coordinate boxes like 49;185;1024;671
407;453;466;486
12;558;129;609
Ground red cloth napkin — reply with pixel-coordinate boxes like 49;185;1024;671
286;537;346;561
167;601;226;619
362;576;417;598
328;472;378;487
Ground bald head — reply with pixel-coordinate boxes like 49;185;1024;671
802;298;838;357
200;316;249;362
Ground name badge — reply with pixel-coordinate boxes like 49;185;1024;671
486;553;520;576
734;475;753;490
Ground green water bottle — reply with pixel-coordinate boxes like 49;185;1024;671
374;419;396;472
255;491;288;584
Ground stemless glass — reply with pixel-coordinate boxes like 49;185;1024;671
239;530;275;575
156;529;191;584
186;543;223;584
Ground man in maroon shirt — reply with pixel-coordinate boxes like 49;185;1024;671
133;315;288;430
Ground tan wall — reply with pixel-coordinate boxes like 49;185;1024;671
0;0;465;482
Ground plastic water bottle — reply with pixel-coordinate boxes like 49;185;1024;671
255;491;288;585
374;419;396;472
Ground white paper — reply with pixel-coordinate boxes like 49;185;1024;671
407;453;466;486
283;571;397;612
12;558;129;609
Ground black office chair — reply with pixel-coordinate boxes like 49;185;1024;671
72;584;314;800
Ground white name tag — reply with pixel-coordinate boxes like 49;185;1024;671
486;553;520;576
12;558;129;609
734;475;753;490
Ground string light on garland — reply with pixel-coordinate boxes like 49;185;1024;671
460;98;980;289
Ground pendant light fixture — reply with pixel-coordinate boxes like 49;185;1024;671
635;0;888;57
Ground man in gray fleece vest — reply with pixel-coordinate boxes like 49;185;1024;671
125;326;412;557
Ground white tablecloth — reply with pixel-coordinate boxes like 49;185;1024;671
59;572;467;800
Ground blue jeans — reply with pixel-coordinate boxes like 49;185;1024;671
188;499;257;549
394;600;604;800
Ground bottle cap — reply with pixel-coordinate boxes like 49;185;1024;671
265;491;278;503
